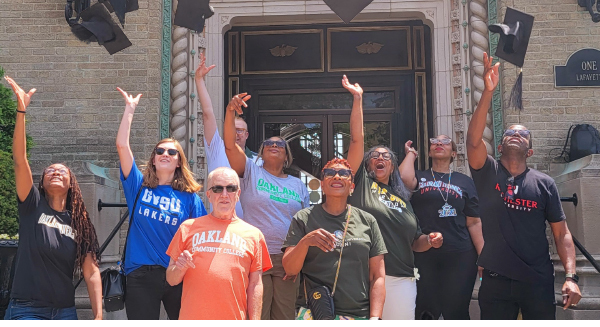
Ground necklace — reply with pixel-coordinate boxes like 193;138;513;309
431;168;457;217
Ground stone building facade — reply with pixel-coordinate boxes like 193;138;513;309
1;0;599;319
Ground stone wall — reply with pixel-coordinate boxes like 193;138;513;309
499;0;600;172
0;0;163;175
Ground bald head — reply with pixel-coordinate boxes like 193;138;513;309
207;167;240;189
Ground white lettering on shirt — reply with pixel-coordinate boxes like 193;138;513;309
37;213;77;241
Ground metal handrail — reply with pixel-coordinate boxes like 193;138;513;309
560;193;600;274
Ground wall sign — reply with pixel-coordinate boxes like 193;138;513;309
555;48;600;87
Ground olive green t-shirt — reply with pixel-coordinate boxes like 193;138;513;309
282;204;387;318
347;162;423;278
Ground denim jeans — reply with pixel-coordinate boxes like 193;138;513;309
4;299;78;320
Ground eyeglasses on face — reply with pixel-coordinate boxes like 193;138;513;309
369;151;392;161
210;184;239;193
155;147;179;156
503;129;530;139
263;139;286;148
235;129;247;135
430;138;452;145
45;167;69;176
322;168;353;180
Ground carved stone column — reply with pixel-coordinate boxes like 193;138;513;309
170;0;190;152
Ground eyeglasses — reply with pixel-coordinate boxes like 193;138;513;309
155;147;179;156
503;129;530;139
45;168;69;176
235;129;247;135
430;138;452;145
322;168;352;179
263;139;286;148
209;184;239;193
369;151;392;161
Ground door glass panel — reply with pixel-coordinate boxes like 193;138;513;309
259;91;394;110
333;121;391;159
264;122;323;204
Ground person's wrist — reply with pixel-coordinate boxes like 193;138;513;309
427;236;432;246
353;94;362;100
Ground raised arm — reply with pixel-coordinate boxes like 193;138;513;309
399;140;418;190
466;52;499;170
115;87;142;179
5;76;36;201
195;52;218;145
223;93;251;177
342;75;364;174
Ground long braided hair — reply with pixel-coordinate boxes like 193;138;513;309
39;166;99;273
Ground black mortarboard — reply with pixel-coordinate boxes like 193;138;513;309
99;0;139;26
488;7;534;110
173;0;214;33
323;0;374;24
68;2;132;55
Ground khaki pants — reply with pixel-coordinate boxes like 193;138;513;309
261;253;299;320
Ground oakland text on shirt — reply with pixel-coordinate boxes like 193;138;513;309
138;188;183;226
494;183;538;211
369;181;407;213
418;179;463;198
191;230;249;258
38;213;76;241
257;178;302;204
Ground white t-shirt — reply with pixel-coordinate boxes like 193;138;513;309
204;130;263;218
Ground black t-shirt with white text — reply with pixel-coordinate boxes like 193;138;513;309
470;155;565;284
10;186;78;308
410;170;480;253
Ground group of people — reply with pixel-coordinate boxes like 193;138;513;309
3;51;582;320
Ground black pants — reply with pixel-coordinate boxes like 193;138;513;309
414;248;478;320
478;269;556;320
125;265;183;320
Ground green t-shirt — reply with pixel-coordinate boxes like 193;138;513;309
347;162;423;278
282;204;387;318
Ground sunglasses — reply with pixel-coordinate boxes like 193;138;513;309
430;138;452;145
45;167;69;176
322;168;353;179
369;151;392;160
263;139;286;148
155;147;179;156
503;129;530;139
210;184;239;193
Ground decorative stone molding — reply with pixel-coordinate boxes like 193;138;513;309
170;0;189;152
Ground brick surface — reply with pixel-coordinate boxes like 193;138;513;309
500;0;600;172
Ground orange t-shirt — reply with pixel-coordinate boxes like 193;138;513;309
167;214;272;320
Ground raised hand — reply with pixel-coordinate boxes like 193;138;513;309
301;228;337;253
195;51;216;81
4;76;36;111
226;92;251;115
175;250;196;271
428;232;443;249
341;74;363;97
405;140;418;157
483;52;500;92
116;87;142;110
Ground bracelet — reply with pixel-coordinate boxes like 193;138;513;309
16;110;26;114
427;236;432;246
408;149;418;157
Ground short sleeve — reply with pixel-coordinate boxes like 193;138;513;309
251;232;272;273
120;159;144;208
281;211;308;252
545;181;566;223
462;177;480;218
240;157;256;189
17;185;40;217
301;184;310;209
368;216;388;258
166;223;187;261
413;216;424;241
205;130;231;173
469;155;495;177
190;193;207;218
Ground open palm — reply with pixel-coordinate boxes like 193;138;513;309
342;74;363;97
4;76;36;110
195;52;215;80
116;87;142;109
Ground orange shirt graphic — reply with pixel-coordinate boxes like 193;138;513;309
167;214;272;320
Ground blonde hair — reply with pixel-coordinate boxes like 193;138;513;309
142;138;201;193
256;136;293;169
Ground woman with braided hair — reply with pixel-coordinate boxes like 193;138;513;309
3;76;102;320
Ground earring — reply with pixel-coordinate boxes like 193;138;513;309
284;160;288;168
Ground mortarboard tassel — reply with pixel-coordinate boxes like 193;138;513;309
509;68;523;111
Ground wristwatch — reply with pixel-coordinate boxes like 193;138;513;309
565;273;579;284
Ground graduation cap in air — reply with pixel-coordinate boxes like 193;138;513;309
66;2;132;55
488;7;535;110
99;0;139;26
174;0;214;33
323;0;374;24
